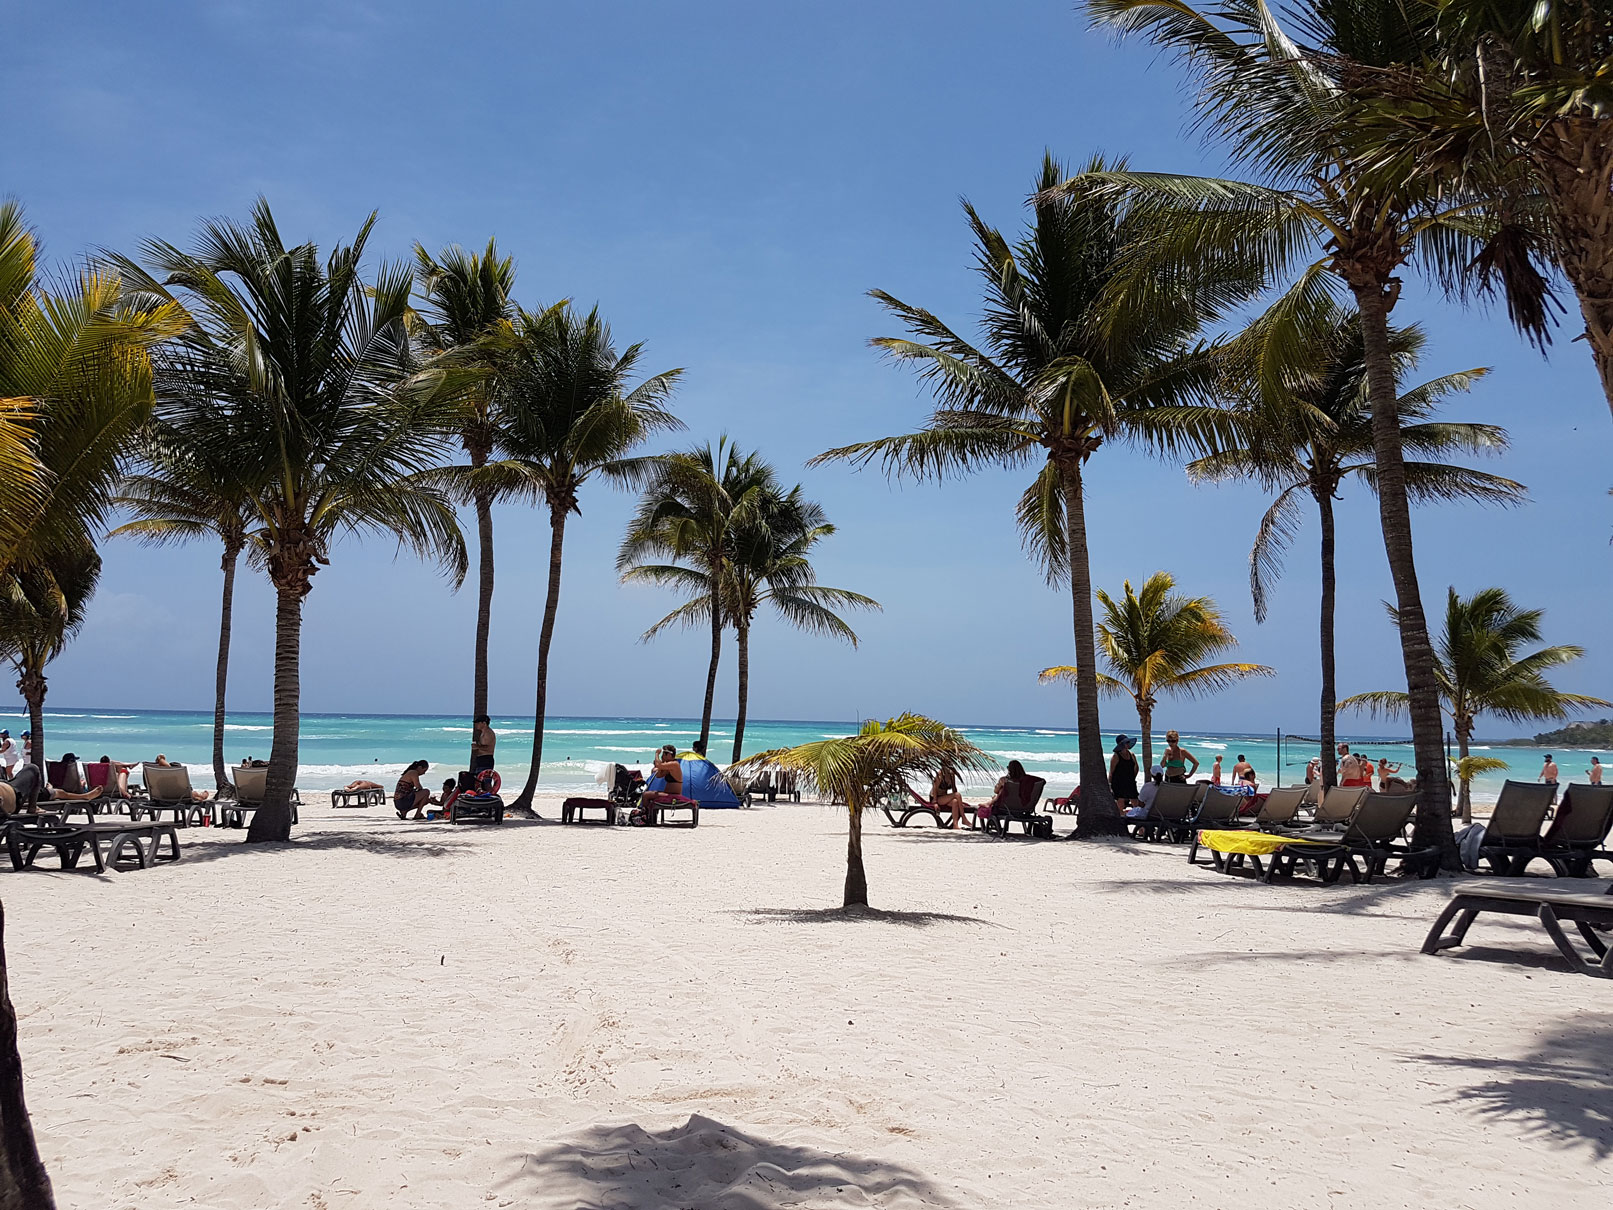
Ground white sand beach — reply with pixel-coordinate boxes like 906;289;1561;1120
6;798;1611;1209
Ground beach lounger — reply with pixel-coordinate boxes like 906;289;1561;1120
331;785;384;809
561;797;616;824
216;766;300;828
1253;786;1307;829
44;759;84;793
1288;783;1370;831
886;788;976;830
1421;880;1613;977
1186;789;1248;864
6;818;180;873
1132;782;1196;842
982;776;1050;838
1270;793;1431;884
1475;780;1557;875
134;764;211;827
1537;784;1613;877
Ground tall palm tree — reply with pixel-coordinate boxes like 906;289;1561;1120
1186;304;1526;787
626;483;880;762
1039;572;1273;772
490;304;683;812
0;540;100;766
1341;587;1610;821
735;713;994;908
1361;0;1613;418
619;439;775;757
814;154;1248;836
411;241;516;751
112;427;265;794
112;200;468;842
1074;0;1557;862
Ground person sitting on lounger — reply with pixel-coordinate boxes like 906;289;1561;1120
433;779;460;816
1130;767;1163;819
394;760;431;819
97;756;136;797
150;755;212;802
929;762;969;830
978;760;1026;824
5;763;105;809
638;746;686;819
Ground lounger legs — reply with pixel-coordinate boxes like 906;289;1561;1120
1536;905;1613;978
1422;900;1478;954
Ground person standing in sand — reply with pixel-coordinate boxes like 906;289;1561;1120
1337;743;1370;788
1376;758;1402;791
1539;754;1559;801
0;730;17;776
1209;754;1223;785
1590;757;1604;785
471;716;496;773
1159;731;1198;784
1108;736;1140;812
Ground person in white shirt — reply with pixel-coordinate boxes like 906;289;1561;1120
0;730;17;776
1130;766;1164;819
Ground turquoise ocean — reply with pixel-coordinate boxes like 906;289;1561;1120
8;707;1586;805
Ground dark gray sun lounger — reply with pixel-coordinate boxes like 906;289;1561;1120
1422;880;1613;977
1474;780;1558;875
6;818;180;873
1537;784;1613;877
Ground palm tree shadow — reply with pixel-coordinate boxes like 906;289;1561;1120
498;1114;958;1208
175;830;475;864
731;906;990;928
1406;1014;1613;1159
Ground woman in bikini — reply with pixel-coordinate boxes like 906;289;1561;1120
1159;731;1198;784
394;760;431;819
929;762;969;830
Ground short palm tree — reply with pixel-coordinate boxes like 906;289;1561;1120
815;154;1248;836
1040;572;1272;772
619;438;775;756
490;303;683;812
735;713;994;907
113;200;468;841
627;483;880;762
112;425;265;794
411;240;516;748
0;539;100;764
1074;0;1557;861
1;200;184;579
1341;587;1610;821
1186;303;1525;787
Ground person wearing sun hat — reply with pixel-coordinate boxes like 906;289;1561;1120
1108;734;1140;811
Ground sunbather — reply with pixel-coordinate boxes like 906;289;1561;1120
394;760;431;819
342;779;384;791
929;762;969;829
1160;732;1198;783
97;756;136;797
150;756;212;802
639;745;686;818
978;760;1026;824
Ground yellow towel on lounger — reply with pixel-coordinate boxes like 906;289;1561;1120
1198;830;1334;857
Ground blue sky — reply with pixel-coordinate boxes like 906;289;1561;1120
7;0;1610;738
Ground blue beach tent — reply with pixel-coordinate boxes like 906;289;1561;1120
646;758;742;808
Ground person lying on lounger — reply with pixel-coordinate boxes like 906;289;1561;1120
151;755;212;801
342;779;384;791
394;760;431;819
97;756;136;797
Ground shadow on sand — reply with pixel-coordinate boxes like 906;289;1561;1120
499;1114;956;1209
1407;1013;1613;1160
175;828;479;864
731;905;988;928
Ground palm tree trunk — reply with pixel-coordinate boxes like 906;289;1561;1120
249;581;302;842
1352;283;1457;870
19;671;44;777
698;577;722;756
1138;700;1153;777
512;509;568;813
1062;460;1121;835
732;617;750;764
212;542;241;795
1317;487;1338;790
1456;724;1473;825
844;801;868;908
0;904;55;1210
1538;123;1613;423
469;438;495;765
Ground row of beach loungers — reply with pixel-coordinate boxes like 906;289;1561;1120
44;759;301;828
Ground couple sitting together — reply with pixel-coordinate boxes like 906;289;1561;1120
920;760;1037;830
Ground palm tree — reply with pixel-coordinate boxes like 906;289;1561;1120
814;154;1247;836
1341;587;1610;821
1186;304;1526;787
411;241;515;751
1073;0;1557;862
1361;0;1613;418
489;303;683;812
1039;572;1273;772
0;540;100;766
112;200;468;842
619;439;776;756
626;483;880;762
0;200;184;580
112;426;265;794
734;713;994;907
